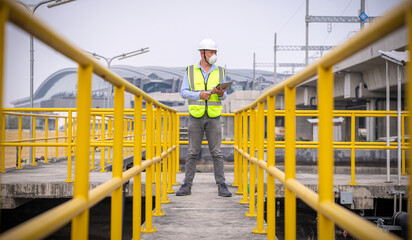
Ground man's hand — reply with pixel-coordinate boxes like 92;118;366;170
212;87;227;97
199;91;212;100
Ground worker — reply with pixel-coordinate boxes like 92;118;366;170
176;38;232;197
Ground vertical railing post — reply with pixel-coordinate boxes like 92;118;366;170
167;111;175;194
71;64;92;240
401;115;406;175
318;65;335;240
133;95;142;240
235;112;243;195
284;86;296;240
153;106;165;216
240;110;249;204
142;101;156;233
349;112;358;185
107;116;112;164
90;115;96;170
162;110;170;203
64;117;67;157
253;101;266;234
55;116;58;160
172;112;179;184
17;115;22;169
111;85;125;239
167;111;175;193
171;112;176;186
123;119;127;157
246;107;256;217
45;117;48;163
233;112;238;187
65;110;73;183
175;114;181;174
0;113;4;173
267;95;276;238
100;114;106;172
32;115;36;166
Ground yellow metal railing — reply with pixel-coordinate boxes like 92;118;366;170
233;1;411;240
0;0;179;239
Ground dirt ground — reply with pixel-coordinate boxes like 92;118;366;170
2;130;67;169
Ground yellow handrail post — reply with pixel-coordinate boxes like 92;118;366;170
172;112;179;184
253;101;266;234
65;110;73;183
17;115;22;169
267;95;276;238
0;113;4;173
100;114;106;172
246;107;257;217
236;112;243;195
55;116;58;160
111;85;125;239
176;114;181;174
142;101;156;233
349;112;358;185
153;106;165;216
152;116;156;182
32;115;36;166
318;65;335;240
64;117;67;157
232;112;238;187
90;115;96;170
162;109;171;203
0;3;6;173
401;116;406;175
107;117;112;164
124;119;127;157
167;111;175;194
284;86;296;239
45;116;48;163
171;112;177;186
240;110;249;204
71;64;92;240
133;95;142;240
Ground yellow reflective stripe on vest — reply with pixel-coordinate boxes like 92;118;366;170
186;64;224;118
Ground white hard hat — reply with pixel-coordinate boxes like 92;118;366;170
198;38;218;51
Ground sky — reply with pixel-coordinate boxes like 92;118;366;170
3;0;402;107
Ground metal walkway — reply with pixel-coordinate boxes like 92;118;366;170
141;172;267;240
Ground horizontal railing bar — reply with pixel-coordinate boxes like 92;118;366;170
0;198;87;240
234;146;400;240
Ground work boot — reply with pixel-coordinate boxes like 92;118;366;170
217;183;232;197
176;183;191;196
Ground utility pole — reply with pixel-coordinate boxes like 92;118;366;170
305;0;378;65
274;33;277;83
305;0;309;66
253;52;256;90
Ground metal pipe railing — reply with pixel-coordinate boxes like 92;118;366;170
0;1;178;239
232;1;410;240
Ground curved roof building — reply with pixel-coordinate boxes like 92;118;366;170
12;65;278;108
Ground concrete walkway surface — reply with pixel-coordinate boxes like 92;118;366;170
141;172;268;240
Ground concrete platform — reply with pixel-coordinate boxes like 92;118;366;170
141;172;268;240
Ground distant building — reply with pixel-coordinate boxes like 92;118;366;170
11;65;279;110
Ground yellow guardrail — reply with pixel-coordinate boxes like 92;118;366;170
233;1;410;240
0;0;179;239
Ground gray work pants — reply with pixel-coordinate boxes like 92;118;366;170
183;114;226;186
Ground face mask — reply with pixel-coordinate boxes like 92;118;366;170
208;54;217;64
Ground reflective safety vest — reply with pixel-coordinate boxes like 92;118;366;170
187;64;224;118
